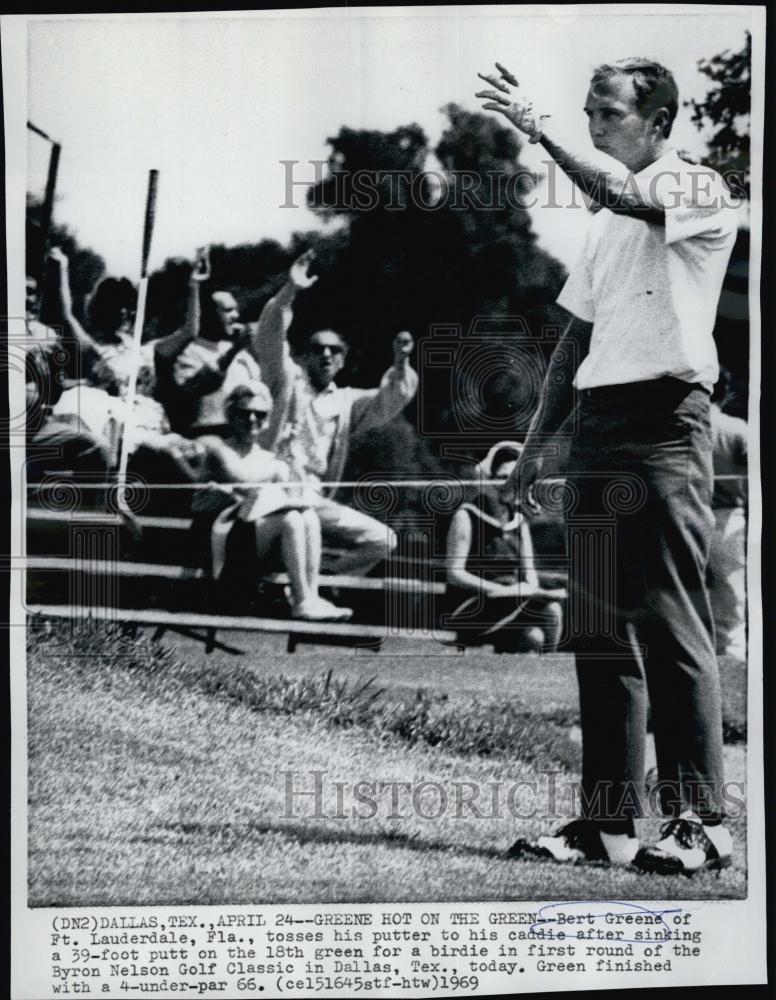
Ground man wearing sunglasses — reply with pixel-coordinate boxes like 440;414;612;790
251;252;417;576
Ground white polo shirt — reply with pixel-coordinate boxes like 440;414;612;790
557;149;740;390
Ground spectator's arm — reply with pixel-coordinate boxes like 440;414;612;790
446;508;522;597
173;333;250;396
46;247;103;367
351;332;418;433
250;251;317;393
154;252;212;362
250;282;297;392
173;348;224;395
519;518;540;588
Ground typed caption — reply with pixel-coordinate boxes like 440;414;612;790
27;902;739;998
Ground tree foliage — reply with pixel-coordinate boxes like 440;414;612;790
684;31;751;417
687;31;751;197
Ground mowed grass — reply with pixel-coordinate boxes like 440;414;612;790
27;622;748;906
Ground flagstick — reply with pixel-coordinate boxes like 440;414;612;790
117;169;158;512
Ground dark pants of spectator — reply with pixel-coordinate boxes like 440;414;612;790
564;377;725;832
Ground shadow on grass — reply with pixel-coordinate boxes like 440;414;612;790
124;818;743;903
143;817;508;861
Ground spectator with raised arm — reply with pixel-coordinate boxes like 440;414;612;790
169;252;262;436
47;246;146;393
250;252;418;575
39;247;205;485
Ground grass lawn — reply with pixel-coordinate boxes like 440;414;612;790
27;623;748;906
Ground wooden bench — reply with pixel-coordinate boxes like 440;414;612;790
24;508;567;654
26;603;460;654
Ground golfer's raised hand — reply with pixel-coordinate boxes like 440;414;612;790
392;330;414;366
475;62;546;141
289;249;318;290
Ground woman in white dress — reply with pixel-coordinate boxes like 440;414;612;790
194;382;352;622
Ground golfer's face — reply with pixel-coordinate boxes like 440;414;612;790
303;332;346;388
584;75;656;172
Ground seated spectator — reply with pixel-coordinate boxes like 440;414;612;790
25;262;115;489
192;383;353;622
28;366;122;490
252;251;417;575
445;442;563;653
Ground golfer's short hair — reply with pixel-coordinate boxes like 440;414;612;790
590;58;679;138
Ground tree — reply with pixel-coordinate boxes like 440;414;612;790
298;105;567;456
687;31;751;198
686;31;751;417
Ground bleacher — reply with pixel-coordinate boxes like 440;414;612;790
24;493;568;655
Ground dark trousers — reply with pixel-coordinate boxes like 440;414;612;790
563;378;725;830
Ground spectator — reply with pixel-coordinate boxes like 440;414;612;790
25;265;113;485
445;442;563;653
192;383;353;622
47;246;149;393
170;259;262;435
42;247;204;486
30;375;117;484
153;246;215;432
251;251;418;575
25;271;64;438
708;370;748;663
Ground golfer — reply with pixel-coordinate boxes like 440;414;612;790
477;58;739;874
